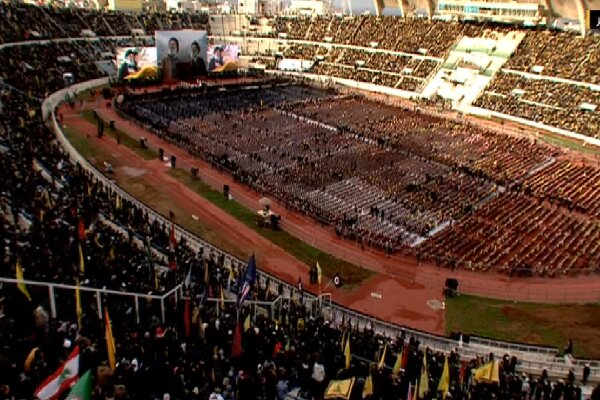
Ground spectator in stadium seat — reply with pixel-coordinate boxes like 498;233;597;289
190;41;207;78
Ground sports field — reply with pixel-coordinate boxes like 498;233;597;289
63;95;600;358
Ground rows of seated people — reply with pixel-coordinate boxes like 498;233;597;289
521;160;600;218
119;89;560;252
474;72;600;139
504;29;600;84
0;3;209;43
284;97;554;184
281;43;439;81
416;192;600;277
312;63;424;92
272;16;501;58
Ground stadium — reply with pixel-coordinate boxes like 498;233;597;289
1;1;600;399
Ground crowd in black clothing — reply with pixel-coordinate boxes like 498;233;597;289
0;3;208;44
117;87;549;255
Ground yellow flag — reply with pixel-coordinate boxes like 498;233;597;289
220;287;225;311
16;260;31;301
228;264;235;284
43;190;52;208
362;373;373;398
76;279;83;329
325;378;355;400
437;356;450;398
316;262;322;285
344;336;351;369
104;308;116;370
244;315;251;332
78;244;85;273
419;352;429;398
474;360;499;383
378;343;387;369
392;349;402;375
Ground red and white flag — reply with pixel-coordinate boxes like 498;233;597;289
35;346;80;400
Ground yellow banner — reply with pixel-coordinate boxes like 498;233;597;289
325;378;355;399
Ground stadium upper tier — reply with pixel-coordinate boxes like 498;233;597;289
2;6;598;140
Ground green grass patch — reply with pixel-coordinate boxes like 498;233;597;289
538;133;600;156
446;294;600;358
76;86;108;101
63;127;105;161
81;109;158;160
62;121;248;259
168;168;375;287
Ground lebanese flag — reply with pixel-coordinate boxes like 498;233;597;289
35;346;80;400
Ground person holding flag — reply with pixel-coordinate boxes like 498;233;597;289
236;254;257;311
168;224;177;271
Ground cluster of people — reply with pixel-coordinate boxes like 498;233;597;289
117;87;558;254
271;16;517;58
312;64;422;92
521;160;600;218
416;192;600;276
6;243;598;400
265;17;600;140
0;3;209;43
504;30;600;85
475;72;600;139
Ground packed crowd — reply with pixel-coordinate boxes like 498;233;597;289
118;84;600;276
5;253;597;400
1;6;600;400
416;191;600;276
272;16;472;58
503;30;600;84
286;97;553;185
266;17;600;138
2;4;599;142
0;3;209;43
118;88;560;254
474;72;600;138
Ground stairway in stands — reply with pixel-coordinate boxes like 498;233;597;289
420;30;526;111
